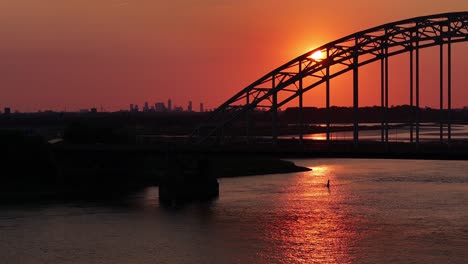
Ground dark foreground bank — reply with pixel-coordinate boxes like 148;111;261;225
0;131;310;201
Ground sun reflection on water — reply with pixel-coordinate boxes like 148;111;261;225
305;133;328;140
258;165;360;263
310;166;332;177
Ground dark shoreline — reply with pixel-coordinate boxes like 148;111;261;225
0;152;311;203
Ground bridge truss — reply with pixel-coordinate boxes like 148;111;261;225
191;12;468;146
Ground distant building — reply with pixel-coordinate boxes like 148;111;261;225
91;108;97;113
144;102;149;112
155;102;166;112
79;109;89;113
168;99;172;112
4;107;11;115
200;103;204;113
174;106;183;112
130;104;134;112
134;105;139;112
188;101;192;112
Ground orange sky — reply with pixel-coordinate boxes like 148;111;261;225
0;0;467;112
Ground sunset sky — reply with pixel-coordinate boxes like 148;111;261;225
1;0;467;112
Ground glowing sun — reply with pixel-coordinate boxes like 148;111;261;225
309;50;324;61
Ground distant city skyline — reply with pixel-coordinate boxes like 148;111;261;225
129;99;204;113
0;98;209;113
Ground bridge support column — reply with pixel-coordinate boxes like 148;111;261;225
385;47;389;147
381;51;385;143
416;39;420;147
272;76;278;144
440;42;444;144
272;99;278;144
326;49;331;144
410;47;414;144
448;34;452;145
353;47;359;148
299;62;304;145
246;92;251;143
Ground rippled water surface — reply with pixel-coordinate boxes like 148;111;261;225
1;159;468;263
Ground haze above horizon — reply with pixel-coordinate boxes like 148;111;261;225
1;0;467;112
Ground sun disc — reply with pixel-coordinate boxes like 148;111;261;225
310;50;324;61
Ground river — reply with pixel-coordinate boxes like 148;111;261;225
1;159;467;263
281;123;468;142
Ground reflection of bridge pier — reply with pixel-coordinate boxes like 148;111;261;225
190;12;467;151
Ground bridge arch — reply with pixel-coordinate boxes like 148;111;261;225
192;12;468;145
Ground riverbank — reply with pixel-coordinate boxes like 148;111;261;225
1;144;310;202
211;157;311;178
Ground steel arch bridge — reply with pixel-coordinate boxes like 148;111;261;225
191;12;468;146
